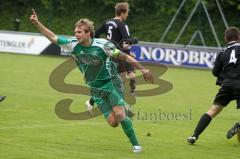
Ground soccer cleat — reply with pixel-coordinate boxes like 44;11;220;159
0;96;6;102
187;136;197;144
85;100;93;115
133;146;142;153
226;122;240;139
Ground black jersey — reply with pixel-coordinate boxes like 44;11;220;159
212;42;240;87
95;18;130;44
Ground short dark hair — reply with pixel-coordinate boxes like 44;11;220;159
224;27;240;43
115;2;129;16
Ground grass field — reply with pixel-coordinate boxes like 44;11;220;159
0;52;239;159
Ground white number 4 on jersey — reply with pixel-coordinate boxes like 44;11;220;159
229;50;237;64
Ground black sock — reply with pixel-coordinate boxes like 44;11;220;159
89;97;95;106
193;113;212;138
130;79;136;92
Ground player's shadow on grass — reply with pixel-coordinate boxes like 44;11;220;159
49;57;173;120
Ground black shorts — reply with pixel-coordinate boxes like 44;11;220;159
112;58;126;73
125;61;135;73
112;58;135;74
213;86;240;109
121;49;135;73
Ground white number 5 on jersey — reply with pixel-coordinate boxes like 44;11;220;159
107;26;113;40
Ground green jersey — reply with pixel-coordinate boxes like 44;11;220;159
57;37;121;87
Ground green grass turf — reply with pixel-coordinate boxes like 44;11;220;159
0;52;239;159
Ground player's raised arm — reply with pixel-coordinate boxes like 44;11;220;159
30;9;58;44
117;52;154;83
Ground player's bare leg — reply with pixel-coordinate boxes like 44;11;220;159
127;72;136;96
107;112;119;127
188;105;223;144
106;106;142;152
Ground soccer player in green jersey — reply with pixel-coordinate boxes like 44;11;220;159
30;9;153;153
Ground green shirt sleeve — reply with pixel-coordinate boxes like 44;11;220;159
57;36;71;45
57;36;78;53
103;41;120;57
111;48;121;57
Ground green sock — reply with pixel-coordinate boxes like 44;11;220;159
120;116;140;146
